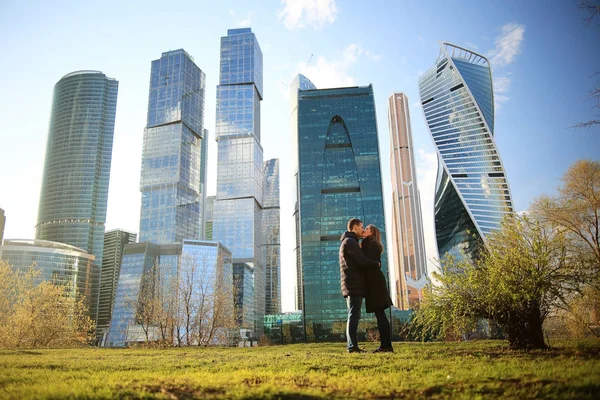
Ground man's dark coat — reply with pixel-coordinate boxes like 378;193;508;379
339;231;380;297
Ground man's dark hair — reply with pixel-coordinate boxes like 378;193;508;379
348;218;363;231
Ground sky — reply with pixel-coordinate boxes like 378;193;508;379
1;0;599;312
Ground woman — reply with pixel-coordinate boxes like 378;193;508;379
362;224;394;353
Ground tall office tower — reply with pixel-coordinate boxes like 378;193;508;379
297;85;388;342
212;28;266;334
388;93;428;309
138;49;206;244
0;208;5;242
419;43;513;261
204;196;215;240
290;74;317;311
35;70;118;322
199;128;209;238
262;158;281;314
97;229;136;343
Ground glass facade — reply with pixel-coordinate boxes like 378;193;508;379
97;229;136;343
297;85;389;342
263;311;304;344
290;74;317;311
418;43;513;260
262;159;281;315
204;196;215;240
233;263;255;329
139;49;207;244
213;28;267;334
388;93;428;309
106;241;232;347
35;71;118;322
0;239;96;320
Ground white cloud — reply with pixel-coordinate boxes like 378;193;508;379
296;43;363;89
277;0;338;30
488;23;525;67
493;75;511;109
236;11;254;27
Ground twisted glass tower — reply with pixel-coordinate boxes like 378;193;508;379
419;43;513;260
35;70;118;322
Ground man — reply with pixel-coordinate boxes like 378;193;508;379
340;218;381;353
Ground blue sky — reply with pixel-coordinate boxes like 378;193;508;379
1;0;598;311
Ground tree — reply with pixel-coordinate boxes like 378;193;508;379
413;215;581;350
0;261;94;348
532;159;600;335
532;160;600;284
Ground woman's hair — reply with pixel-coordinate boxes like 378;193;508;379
366;224;384;254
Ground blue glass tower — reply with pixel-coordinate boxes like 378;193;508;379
213;28;266;334
35;70;118;323
139;49;206;244
297;85;389;342
290;74;316;311
419;43;513;260
262;158;281;315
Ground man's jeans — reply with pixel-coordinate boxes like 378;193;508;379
346;296;363;350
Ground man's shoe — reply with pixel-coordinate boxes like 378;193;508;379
372;347;394;353
347;347;367;353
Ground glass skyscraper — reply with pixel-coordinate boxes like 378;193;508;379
297;85;389;342
35;70;118;323
139;49;206;244
213;28;272;334
388;93;428;309
262;158;281;315
419;43;513;260
97;229;136;344
106;49;218;346
290;74;317;311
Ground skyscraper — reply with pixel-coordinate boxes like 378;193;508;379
139;49;206;244
97;229;136;343
290;74;317;311
388;93;428;309
107;49;221;347
204;196;215;240
212;28;267;334
262;158;281;315
419;43;513;260
35;70;118;322
297;85;388;342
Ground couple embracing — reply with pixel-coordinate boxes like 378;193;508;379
339;218;394;353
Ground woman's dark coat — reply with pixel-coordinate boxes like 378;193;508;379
339;231;380;297
362;236;393;313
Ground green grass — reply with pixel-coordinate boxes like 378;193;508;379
0;340;599;399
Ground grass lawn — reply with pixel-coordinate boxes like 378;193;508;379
0;340;599;399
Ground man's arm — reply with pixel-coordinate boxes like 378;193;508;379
346;239;380;269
